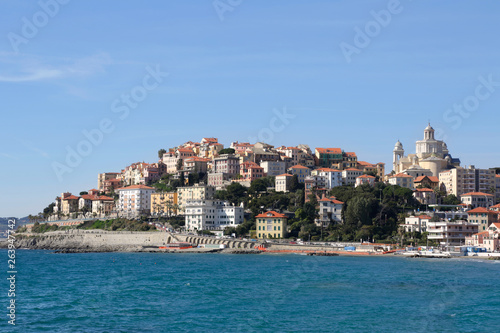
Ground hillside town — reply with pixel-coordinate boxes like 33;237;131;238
33;124;500;250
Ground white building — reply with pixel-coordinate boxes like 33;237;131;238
316;196;344;227
460;192;495;209
401;215;432;233
275;173;293;193
260;160;286;177
116;185;156;217
342;168;363;186
427;220;478;246
312;168;343;189
355;174;376;187
388;173;414;189
184;199;244;232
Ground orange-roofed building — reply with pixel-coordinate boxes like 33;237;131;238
388;173;415;190
92;195;115;217
238;161;264;182
342;152;358;169
287;164;311;183
357;161;386;178
342;168;363;186
315;148;343;168
60;193;79;215
355;174;376;187
414;175;440;189
461;192;494;209
413;188;437;205
316;196;344;227
401;215;433;233
116;185;156;217
255;211;287;239
467;207;498;232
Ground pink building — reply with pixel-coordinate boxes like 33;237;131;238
239;161;264;182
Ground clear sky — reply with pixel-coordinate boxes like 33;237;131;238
1;0;499;217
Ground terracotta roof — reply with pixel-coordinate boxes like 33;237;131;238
357;174;375;179
116;185;155;191
177;148;194;152
97;195;114;201
80;194;97;200
344;168;361;172
286;147;300;150
496;175;500;178
491;222;500;229
256;211;287;218
343;152;357;157
316;168;341;172
276;173;293;177
414;176;439;183
491;204;500;209
185;157;210;162
415;188;434;192
289;165;309;170
62;195;79;200
391;173;413;178
461;192;494;197
467;207;494;214
416;215;432;220
315;148;342;154
319;197;344;205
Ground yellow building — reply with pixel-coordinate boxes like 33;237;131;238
256;211;287;239
151;192;178;216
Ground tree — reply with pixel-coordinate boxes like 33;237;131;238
289;175;300;192
158;149;166;159
80;191;88;195
442;194;460;205
218;148;235;155
176;159;183;171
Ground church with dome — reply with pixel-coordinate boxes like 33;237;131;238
393;124;461;178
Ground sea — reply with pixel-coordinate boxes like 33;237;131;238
1;250;499;333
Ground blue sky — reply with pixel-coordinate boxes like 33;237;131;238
1;0;499;217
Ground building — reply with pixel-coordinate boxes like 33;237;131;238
460;192;495;209
427;220;478;246
287;165;311;183
239;161;265;182
496;174;500;203
357;161;385;178
255;211;287;239
439;166;496;197
163;148;195;173
184;199;244;232
467;207;498;232
401;215;432;233
207;172;232;189
184;157;209;174
388;173;414;189
116;185;156;217
213;154;240;176
250;142;280;163
342;168;363;186
59;192;79;215
98;172;120;192
151;192;178;216
315;148;343;168
316;197;344;228
311;168;343;189
260;160;286;177
121;162;162;186
91;195;115;217
413;188;437;205
177;184;216;212
342;152;358;169
464;223;500;251
103;178;122;194
414;175;440;189
393;123;460;177
274;173;293;193
355;174;376;187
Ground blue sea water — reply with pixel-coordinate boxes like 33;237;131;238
1;250;500;333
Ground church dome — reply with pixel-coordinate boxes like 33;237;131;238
394;140;403;149
425;124;434;131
